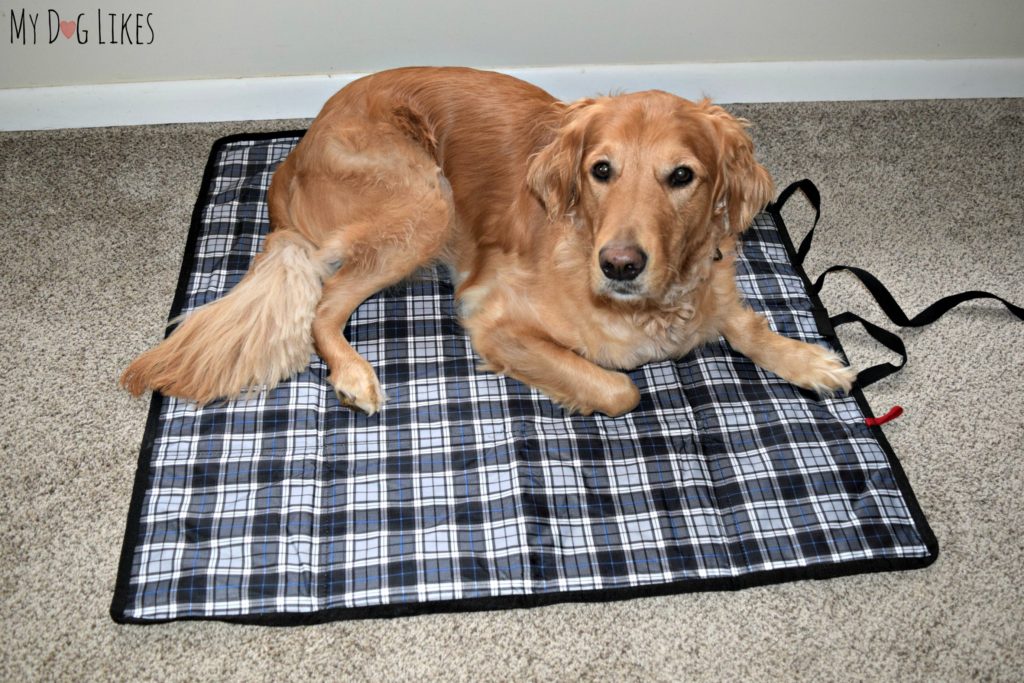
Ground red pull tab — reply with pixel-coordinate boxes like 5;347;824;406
865;405;903;428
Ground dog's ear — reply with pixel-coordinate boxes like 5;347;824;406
527;98;597;220
701;101;775;235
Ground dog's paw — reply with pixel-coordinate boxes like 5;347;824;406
331;361;386;415
559;372;640;417
598;374;642;416
784;344;857;396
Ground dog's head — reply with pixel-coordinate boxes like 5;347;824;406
528;91;773;304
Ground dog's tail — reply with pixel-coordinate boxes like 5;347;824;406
120;230;332;404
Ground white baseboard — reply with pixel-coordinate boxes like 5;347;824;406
2;59;1022;131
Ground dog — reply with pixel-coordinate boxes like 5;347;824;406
121;66;855;416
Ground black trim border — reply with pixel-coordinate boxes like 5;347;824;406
766;190;939;572
110;142;939;626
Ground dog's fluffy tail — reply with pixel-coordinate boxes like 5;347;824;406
121;230;331;404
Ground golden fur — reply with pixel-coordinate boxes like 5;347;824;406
122;67;855;416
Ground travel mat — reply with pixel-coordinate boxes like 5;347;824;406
112;132;938;624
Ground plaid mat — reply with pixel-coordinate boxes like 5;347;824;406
112;132;937;624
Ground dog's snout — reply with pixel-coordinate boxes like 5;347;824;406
599;244;647;281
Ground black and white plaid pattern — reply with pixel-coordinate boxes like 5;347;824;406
114;134;934;622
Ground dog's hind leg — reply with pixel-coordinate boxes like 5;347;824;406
310;184;452;415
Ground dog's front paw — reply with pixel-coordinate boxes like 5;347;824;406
784;344;857;396
331;360;386;415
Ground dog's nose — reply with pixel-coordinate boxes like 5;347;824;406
599;244;647;281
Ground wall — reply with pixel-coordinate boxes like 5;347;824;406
3;0;1023;89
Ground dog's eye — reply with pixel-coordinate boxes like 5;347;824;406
591;161;612;182
668;166;694;188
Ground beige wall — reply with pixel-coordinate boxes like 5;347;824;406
3;0;1022;89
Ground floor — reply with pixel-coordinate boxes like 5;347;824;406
0;97;1021;681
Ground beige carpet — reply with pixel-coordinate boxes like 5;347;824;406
1;97;1021;681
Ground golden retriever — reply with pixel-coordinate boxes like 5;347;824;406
121;67;854;416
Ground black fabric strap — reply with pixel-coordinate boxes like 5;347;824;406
773;179;1023;389
773;179;820;269
829;311;907;387
813;265;1024;327
816;265;1023;388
